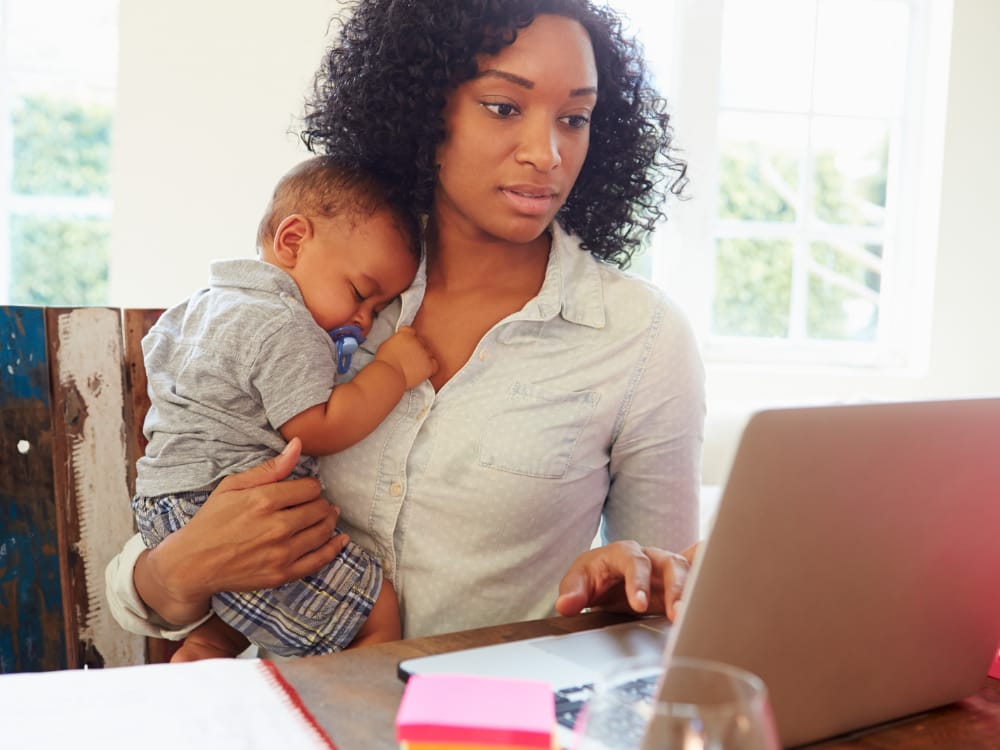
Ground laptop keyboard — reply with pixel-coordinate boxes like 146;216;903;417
554;683;596;729
554;673;660;731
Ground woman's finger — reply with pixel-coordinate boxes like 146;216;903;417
213;437;302;494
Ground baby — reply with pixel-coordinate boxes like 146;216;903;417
132;156;435;661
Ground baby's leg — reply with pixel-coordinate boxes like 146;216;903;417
212;535;384;656
348;578;401;648
171;615;250;663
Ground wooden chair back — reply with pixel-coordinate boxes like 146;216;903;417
1;306;167;672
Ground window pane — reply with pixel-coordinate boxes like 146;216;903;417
720;0;816;112
9;216;110;305
812;117;889;227
12;93;113;197
813;0;910;117
718;112;805;222
713;238;793;338
806;241;881;341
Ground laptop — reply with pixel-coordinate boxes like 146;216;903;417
398;398;1000;747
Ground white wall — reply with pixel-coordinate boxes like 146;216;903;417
925;0;1000;394
110;0;1000;483
109;1;340;305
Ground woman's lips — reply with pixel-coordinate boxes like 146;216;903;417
501;186;559;216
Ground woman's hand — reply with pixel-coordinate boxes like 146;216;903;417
134;438;348;626
555;541;700;622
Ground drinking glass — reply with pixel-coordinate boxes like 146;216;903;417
571;656;780;750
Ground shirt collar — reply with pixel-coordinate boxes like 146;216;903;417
534;223;606;329
398;252;427;327
209;259;305;305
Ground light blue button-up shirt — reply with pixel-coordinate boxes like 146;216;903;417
319;224;705;637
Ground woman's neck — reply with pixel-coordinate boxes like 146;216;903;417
414;218;554;390
425;218;551;295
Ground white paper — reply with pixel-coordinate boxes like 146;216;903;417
0;658;333;749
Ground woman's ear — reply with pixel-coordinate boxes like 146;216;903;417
271;214;313;268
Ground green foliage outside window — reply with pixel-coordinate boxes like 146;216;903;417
12;94;113;197
713;238;792;338
9;216;110;305
718;144;797;223
714;134;889;342
7;94;113;305
806;241;881;342
813;141;888;228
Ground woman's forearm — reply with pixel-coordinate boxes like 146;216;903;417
125;439;341;628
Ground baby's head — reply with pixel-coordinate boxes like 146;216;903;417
258;156;420;334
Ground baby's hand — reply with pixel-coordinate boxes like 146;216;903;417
375;326;438;388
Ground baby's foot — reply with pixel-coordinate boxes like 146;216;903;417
170;636;242;662
169;615;250;663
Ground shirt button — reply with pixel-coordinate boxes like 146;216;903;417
390;481;403;497
478;349;490;362
416;407;428;420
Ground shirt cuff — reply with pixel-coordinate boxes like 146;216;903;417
104;533;211;641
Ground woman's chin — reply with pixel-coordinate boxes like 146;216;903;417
488;215;558;246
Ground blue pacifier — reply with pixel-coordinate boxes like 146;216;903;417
328;324;366;374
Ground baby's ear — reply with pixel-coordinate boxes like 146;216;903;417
272;214;313;267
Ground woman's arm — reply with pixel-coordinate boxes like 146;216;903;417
107;439;348;631
557;295;706;622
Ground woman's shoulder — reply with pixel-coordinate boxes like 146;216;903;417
595;260;675;306
552;224;680;314
557;237;689;330
599;267;697;358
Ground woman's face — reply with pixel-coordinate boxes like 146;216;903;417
434;13;598;246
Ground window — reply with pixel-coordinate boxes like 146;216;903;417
0;0;118;306
621;0;952;371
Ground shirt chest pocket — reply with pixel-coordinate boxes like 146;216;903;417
479;382;600;479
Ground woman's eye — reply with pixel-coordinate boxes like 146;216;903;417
561;114;591;130
482;101;519;118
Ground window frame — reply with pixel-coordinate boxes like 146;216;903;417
635;0;952;373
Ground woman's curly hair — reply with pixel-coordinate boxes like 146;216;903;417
301;0;687;268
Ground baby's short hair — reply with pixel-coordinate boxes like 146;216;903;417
257;156;419;257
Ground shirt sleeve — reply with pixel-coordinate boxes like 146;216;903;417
251;313;338;430
602;295;706;552
104;533;211;641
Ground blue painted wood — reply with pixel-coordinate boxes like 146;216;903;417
0;306;67;672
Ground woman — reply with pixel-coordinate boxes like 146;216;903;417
106;0;704;647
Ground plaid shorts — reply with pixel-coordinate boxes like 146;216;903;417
133;491;381;657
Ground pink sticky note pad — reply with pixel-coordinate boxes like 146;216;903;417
989;647;1000;679
396;673;555;748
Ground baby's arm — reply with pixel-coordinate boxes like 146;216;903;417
279;326;436;455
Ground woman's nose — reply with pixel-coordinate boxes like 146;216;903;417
516;118;562;172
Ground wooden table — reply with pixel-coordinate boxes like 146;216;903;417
278;612;1000;749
